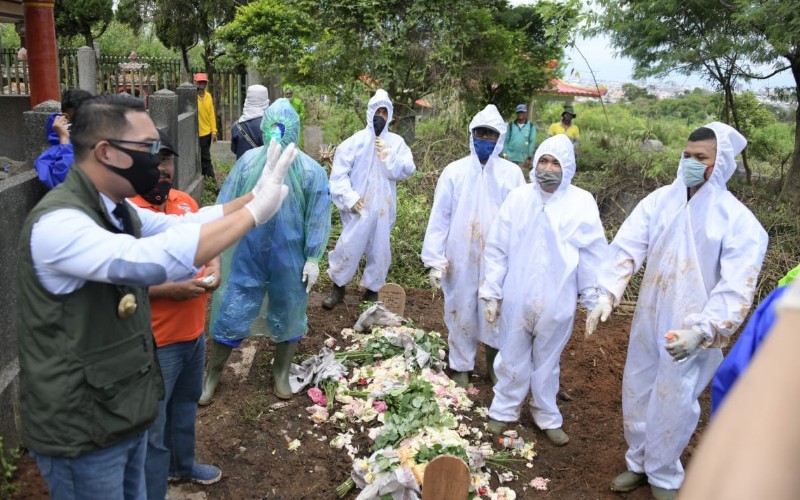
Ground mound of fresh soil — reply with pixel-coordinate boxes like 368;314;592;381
11;288;711;499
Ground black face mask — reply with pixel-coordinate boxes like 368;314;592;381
141;176;172;205
102;143;161;195
373;115;387;136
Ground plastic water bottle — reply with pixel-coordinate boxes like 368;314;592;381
497;437;525;449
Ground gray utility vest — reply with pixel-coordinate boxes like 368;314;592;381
17;166;163;457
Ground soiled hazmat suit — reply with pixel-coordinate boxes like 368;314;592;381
593;122;767;490
421;105;524;378
202;98;330;401
481;134;607;432
327;89;416;296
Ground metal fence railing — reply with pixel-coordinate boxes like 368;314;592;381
1;48;247;140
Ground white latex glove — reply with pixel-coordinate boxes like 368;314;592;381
664;328;705;361
484;299;499;325
375;138;385;150
252;139;280;197
585;294;613;338
302;261;319;293
377;147;392;163
429;268;443;290
352;198;364;215
245;143;296;225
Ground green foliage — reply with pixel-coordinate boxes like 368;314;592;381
0;437;21;497
89;21;179;58
622;83;656;103
55;0;114;46
219;0;579;117
0;24;20;49
374;377;455;450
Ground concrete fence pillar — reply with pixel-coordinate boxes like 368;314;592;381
77;46;98;95
23;100;60;173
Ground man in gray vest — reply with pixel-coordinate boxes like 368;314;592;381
17;94;295;499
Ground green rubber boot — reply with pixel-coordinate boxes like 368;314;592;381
487;419;508;434
451;371;470;388
199;342;233;406
273;341;299;400
485;346;499;385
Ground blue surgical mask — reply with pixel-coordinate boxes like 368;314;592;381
681;157;709;187
473;138;496;163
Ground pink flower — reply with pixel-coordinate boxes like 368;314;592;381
16;48;27;61
467;387;480;395
308;387;327;406
530;477;550;491
373;400;388;413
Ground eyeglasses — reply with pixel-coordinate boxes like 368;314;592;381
472;128;500;142
159;153;175;163
107;139;162;155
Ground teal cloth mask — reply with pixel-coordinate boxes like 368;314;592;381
681;157;709;187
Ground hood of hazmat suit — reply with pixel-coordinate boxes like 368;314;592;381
326;89;416;291
210;98;331;343
480;134;607;428
420;104;525;369
596;122;768;489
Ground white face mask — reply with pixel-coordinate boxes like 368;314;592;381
681;157;709;187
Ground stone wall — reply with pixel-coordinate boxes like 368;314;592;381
0;171;47;450
0;96;32;162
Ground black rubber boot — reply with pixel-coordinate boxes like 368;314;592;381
361;289;379;302
485;345;499;385
322;284;345;310
273;341;299;399
199;341;233;406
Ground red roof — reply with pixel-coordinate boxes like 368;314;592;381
537;78;608;98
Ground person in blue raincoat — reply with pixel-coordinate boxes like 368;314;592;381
34;88;92;189
711;265;799;416
199;98;331;403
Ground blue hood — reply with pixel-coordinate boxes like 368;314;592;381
45;113;61;145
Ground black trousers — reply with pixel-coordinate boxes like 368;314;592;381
199;134;214;178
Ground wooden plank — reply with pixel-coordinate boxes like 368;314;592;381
420;455;470;500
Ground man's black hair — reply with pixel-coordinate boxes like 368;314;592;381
71;94;147;159
60;88;92;113
688;126;716;143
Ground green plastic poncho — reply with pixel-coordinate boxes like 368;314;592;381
210;98;331;344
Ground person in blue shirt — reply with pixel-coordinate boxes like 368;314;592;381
501;104;536;177
230;85;270;159
34;88;92;189
711;267;798;416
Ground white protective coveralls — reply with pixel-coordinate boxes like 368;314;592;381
597;122;768;489
481;134;607;429
327;89;416;291
421;105;525;372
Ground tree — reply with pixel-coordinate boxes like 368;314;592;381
622;83;656;103
55;0;113;46
591;0;772;183
726;0;800;206
218;0;578;119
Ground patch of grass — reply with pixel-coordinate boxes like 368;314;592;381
1;437;21;497
241;390;270;423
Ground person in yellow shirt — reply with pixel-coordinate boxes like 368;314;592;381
548;104;579;143
195;73;218;185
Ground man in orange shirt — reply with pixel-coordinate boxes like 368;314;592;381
130;131;223;499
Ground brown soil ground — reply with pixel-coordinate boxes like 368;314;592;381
11;288;712;499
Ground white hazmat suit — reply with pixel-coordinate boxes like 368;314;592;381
481;134;607;429
328;89;416;292
596;122;768;489
421;105;525;372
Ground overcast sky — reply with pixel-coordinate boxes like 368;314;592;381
507;1;795;90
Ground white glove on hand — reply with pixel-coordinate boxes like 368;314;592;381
302;261;319;293
484;299;499;325
251;139;281;197
585;294;613;338
429;268;443;290
664;328;705;361
377;147;392;163
245;143;296;225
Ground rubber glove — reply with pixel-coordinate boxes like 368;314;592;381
302;261;319;293
664;328;705;360
484;299;499;325
245;142;295;225
251;139;280;197
585;294;613;338
429;268;443;290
